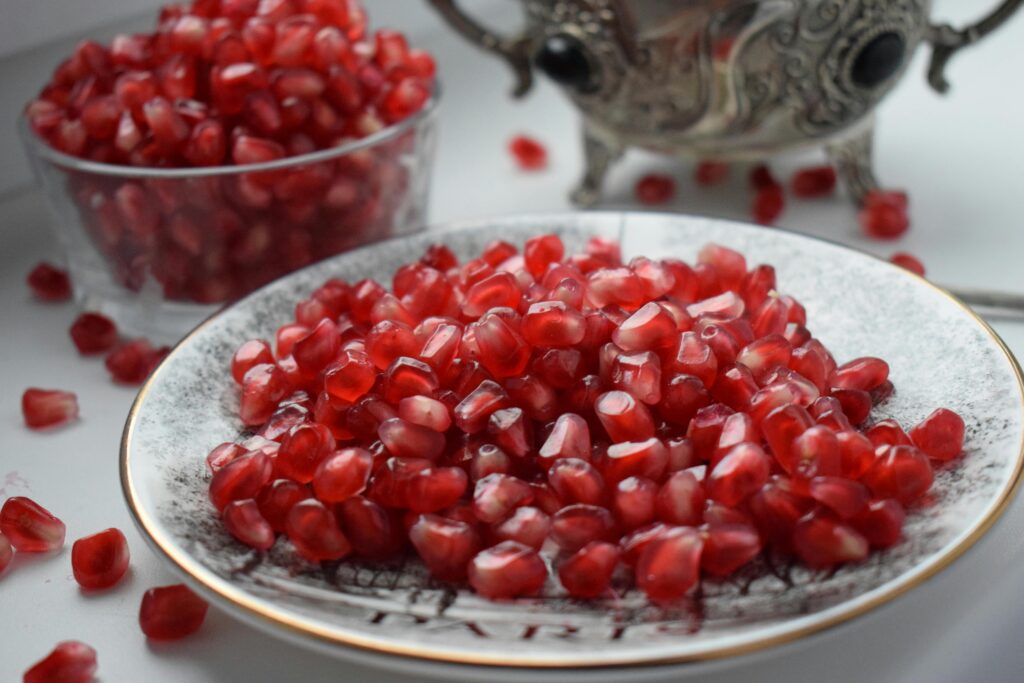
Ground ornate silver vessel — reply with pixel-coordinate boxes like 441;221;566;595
428;0;1021;205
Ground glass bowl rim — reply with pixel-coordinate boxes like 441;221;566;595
18;82;441;179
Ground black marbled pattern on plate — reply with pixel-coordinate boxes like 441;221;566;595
125;213;1024;669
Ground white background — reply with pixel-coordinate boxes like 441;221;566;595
2;1;1024;681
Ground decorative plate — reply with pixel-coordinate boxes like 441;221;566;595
121;213;1024;681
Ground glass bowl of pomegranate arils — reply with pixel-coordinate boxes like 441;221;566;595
20;0;439;341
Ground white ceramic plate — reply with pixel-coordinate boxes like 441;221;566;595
121;213;1024;682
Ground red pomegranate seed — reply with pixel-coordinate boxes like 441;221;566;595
786;425;842;480
604;438;668;485
636;526;703;603
790;166;837;198
558;541;619;598
292;318;340;373
464;272;520;318
23;641;97;683
522;301;586;347
837;430;876;479
468;540;547;598
407;467;468;513
612;476;657;530
26;262;72;301
323;350;377;403
231;340;275;384
700;522;761;576
277;422;335;483
832;389;872;425
707;442;771;506
508;135;548;171
830;357;889;392
595;391;655;442
752;185;784;225
851;499;905;548
21;388;79;430
611;351;662;405
890;252;926;276
468;443;512;481
69;312;118;354
909;408;965;461
455;380;511;433
808;476;869;518
0;497;66;552
379;417;445;460
695;161;728;186
472;473;534;524
538;413;591;466
861;191;909;239
312;447;373;502
750;164;779;190
656;470;705;526
139;584;209;640
793;511;869;568
634;174;675;205
71;527;130;590
488;407;533;457
286;499;351;562
548;458;606;506
550;504;615;552
664;333;718;388
209;451;272;512
687;403;735;461
410;514;481;581
862;445;934;504
864;419;912;448
105;339;169;385
748;478;808;551
256;479;310;533
222;499;275;551
398;395;451;432
491;506;551;550
338;497;401;560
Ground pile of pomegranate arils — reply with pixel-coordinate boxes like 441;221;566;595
210;234;965;603
24;0;435;303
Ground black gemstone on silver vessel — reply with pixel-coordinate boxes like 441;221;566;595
534;34;598;92
851;32;906;88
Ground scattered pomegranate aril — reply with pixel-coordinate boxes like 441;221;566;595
23;641;97;683
909;408;965;461
0;497;66;552
105;339;169;385
861;190;910;239
695;161;729;186
890;252;926;276
71;528;130;590
790;166;836;198
469;540;548;599
139;584;209;640
26;262;72;301
69;312;118;354
792;510;869;568
862;445;934;505
634;174;675;205
508;135;547;171
22;388;79;430
752;185;784;225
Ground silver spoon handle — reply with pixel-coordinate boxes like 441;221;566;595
947;287;1024;322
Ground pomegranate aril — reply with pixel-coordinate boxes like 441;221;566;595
221;499;276;551
522;301;586;347
909;408;965;461
612;476;657;530
595;390;655;442
312;447;373;502
488;407;533;458
410;514;481;581
538;413;591;465
890;251;926;276
0;532;12;574
286;499;351;562
22;388;79;430
737;334;791;382
830;357;889;392
490;506;550;550
604;437;668;485
23;641;98;683
257;479;310;533
700;522;761;576
550;504;615;552
636;526;703;603
808;476;869;518
862;445;934;504
851;499;905;548
27;262;72;301
407;467;468;513
791;166;836;198
469;540;547;598
548;458;606;505
339;497;401;560
473;473;534;524
861;190;910;239
634;174;675;204
664;332;718;388
231;340;275;384
837;430;876;479
761;404;814;462
509;135;547;170
209;451;272;511
656;470;705;526
139;584;209;640
686;402;735;461
324;350;377;403
832;389;872;425
558;541;619;598
0;497;66;552
292;318;340;373
278;422;336;483
707;442;771;506
69;312;118;354
793;511;869;568
105;339;169;385
473;313;531;379
398;395;451;432
455;380;510;433
748;478;808;551
71;527;130;590
752;185;784;225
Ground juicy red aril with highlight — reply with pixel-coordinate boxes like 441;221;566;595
509;135;548;171
139;584;209;640
204;233;963;601
1;497;66;552
71;527;130;590
23;641;98;683
22;388;79;429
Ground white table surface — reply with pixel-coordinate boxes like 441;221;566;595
2;1;1023;681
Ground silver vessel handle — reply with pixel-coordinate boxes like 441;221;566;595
948;287;1024;323
926;0;1024;93
426;0;535;97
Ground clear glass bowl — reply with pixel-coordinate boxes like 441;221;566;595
19;90;439;342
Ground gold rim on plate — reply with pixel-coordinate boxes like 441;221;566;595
120;214;1024;670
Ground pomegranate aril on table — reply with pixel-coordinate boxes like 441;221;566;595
28;0;436;306
23;641;98;683
26;262;72;302
204;234;964;601
139;584;209;640
22;388;79;430
1;497;66;552
71;528;130;590
508;135;548;171
69;312;119;354
634;174;676;205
